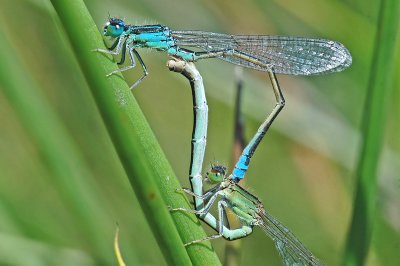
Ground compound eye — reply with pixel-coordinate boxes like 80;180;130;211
104;20;125;37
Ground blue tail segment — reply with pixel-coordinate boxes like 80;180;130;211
232;149;251;181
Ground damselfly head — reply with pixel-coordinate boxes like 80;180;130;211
103;18;125;37
206;164;227;183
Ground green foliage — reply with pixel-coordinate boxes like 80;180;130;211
0;0;399;265
342;0;400;265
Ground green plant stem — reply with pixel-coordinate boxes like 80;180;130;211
49;0;220;265
342;0;400;265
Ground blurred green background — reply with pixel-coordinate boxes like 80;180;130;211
0;0;399;265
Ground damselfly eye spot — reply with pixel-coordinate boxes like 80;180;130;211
109;17;125;27
104;18;125;37
206;164;227;183
210;165;227;176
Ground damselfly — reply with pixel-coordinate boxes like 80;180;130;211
168;61;324;265
96;17;352;89
173;163;323;266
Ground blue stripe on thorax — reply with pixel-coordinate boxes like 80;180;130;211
129;25;175;50
126;25;196;61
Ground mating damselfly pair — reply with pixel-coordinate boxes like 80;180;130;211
96;17;352;266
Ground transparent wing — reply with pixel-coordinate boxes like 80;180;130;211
258;210;324;266
171;31;352;75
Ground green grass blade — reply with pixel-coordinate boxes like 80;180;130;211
0;32;113;263
48;0;220;265
342;0;400;265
